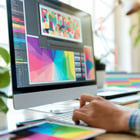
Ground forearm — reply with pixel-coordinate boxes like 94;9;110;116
129;109;140;136
117;110;131;133
73;94;140;135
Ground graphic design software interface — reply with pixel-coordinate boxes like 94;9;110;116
10;0;95;91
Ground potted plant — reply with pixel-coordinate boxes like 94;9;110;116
95;57;106;88
0;47;12;113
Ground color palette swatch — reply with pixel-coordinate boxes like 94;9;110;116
13;23;25;34
12;0;27;64
4;122;105;140
74;52;86;81
106;74;140;88
40;4;82;42
84;46;95;80
27;36;75;84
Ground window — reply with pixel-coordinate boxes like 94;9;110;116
60;0;115;71
94;0;115;71
70;0;93;15
0;0;8;48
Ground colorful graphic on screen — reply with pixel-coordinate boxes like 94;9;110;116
40;4;82;43
27;36;75;84
5;122;104;140
84;46;95;80
12;12;27;64
74;52;86;81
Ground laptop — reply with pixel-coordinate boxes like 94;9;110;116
97;86;140;99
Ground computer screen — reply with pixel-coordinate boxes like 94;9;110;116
7;0;97;109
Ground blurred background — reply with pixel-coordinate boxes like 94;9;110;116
1;0;140;72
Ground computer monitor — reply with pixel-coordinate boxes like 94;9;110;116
7;0;97;109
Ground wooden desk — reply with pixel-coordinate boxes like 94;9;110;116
0;101;140;139
96;102;139;140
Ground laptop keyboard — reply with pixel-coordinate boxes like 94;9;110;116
30;99;134;126
46;104;133;126
47;111;87;126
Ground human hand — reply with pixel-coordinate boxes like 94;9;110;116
72;94;132;132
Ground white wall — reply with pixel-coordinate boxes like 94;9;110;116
114;5;132;72
0;0;9;49
130;14;140;72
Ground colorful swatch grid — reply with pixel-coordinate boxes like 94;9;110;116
84;46;95;80
12;2;27;63
74;52;86;81
40;4;82;42
27;36;75;83
12;16;26;48
9;122;103;140
106;75;140;88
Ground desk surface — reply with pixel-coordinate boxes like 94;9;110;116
96;102;139;140
0;101;139;140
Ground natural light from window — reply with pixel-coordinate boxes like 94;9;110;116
1;0;115;71
0;0;8;47
60;0;115;71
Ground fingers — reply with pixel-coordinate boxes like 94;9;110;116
80;94;102;107
72;109;87;123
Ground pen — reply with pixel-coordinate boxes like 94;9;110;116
16;118;47;127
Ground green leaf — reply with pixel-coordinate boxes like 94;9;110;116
0;47;10;65
0;91;13;99
134;34;140;47
0;66;9;73
95;57;100;64
0;69;10;88
129;24;137;36
0;97;8;113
